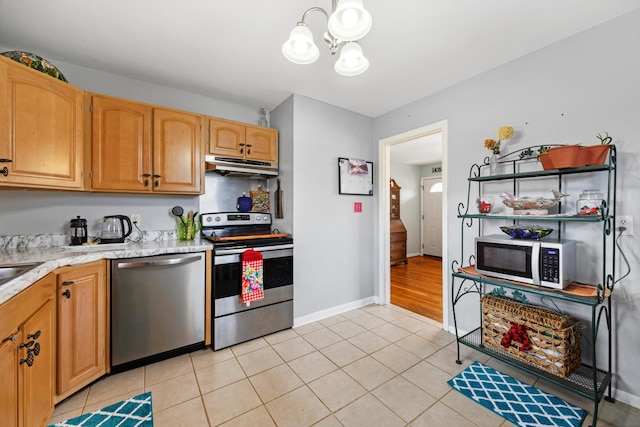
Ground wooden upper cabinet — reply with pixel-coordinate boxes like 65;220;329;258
89;94;152;192
245;125;278;163
208;118;245;157
0;56;83;190
88;94;203;194
153;108;202;194
208;117;278;163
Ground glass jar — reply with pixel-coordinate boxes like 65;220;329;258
576;189;603;216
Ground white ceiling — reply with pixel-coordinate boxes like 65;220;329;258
1;1;637;164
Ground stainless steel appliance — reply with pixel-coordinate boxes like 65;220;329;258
110;253;206;372
475;234;576;289
201;212;293;350
101;215;132;244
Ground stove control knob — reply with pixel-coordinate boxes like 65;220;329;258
256;216;261;221
263;215;269;221
214;216;221;222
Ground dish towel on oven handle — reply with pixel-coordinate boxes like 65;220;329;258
241;249;264;305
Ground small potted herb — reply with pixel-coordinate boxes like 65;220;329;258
582;132;612;166
537;146;554;170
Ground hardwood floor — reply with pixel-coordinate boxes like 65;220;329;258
390;255;443;322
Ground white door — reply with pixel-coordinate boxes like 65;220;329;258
422;177;443;257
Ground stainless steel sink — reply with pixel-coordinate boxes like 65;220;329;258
0;262;42;287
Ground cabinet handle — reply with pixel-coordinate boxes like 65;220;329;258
1;167;7;177
141;173;152;177
61;281;74;286
0;158;12;163
152;174;161;178
62;289;71;299
20;351;35;367
20;340;34;349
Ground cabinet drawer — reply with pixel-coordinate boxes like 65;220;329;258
391;241;406;251
390;232;406;242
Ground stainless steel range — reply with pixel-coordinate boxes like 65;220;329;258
201;212;293;350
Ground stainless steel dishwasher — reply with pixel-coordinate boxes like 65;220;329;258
111;252;205;372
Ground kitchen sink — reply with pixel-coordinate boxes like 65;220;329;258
0;262;42;287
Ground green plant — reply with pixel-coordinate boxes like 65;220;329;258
596;132;612;144
536;146;550;162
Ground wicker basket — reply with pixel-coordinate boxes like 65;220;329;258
481;294;581;378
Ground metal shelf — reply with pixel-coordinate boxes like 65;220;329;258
469;164;612;182
453;270;606;307
459;214;608;223
458;328;611;402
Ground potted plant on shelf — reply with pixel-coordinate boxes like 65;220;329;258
546;144;580;169
537;146;555;170
581;132;612;166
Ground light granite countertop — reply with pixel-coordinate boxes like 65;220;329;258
0;239;213;305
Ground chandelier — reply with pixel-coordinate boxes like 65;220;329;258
282;0;372;77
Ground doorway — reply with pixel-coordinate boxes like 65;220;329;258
378;121;449;329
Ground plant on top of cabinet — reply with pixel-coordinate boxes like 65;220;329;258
208;117;278;163
0;55;84;190
88;94;203;194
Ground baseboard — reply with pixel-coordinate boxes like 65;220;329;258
293;296;376;327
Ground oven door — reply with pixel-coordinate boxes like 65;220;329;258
213;244;293;316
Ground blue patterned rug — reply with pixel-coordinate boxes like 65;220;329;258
448;361;585;427
48;392;153;427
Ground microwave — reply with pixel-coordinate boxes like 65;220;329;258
475;235;576;289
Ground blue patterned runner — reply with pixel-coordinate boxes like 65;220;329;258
49;391;153;427
448;361;585;427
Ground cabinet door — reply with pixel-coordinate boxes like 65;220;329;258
207;118;245;158
245;126;278;163
22;298;55;427
153;108;203;194
0;56;83;190
90;95;153;192
0;335;19;427
56;261;106;397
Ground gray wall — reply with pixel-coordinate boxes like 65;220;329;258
271;95;375;321
374;10;640;405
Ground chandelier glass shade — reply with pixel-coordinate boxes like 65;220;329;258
334;41;369;76
281;24;320;65
282;0;371;76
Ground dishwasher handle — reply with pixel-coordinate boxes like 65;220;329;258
117;255;202;269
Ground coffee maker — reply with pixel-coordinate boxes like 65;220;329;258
70;216;88;245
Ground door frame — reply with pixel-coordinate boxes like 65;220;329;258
421;177;443;257
377;120;449;329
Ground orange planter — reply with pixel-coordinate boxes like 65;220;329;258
538;153;555;170
574;146;590;168
547;145;580;169
582;144;611;166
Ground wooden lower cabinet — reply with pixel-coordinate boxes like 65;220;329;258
390;219;408;265
56;260;107;400
0;273;56;427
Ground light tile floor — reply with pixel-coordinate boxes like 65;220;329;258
48;304;639;426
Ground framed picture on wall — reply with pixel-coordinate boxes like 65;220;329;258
338;157;374;195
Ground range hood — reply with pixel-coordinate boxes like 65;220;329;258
205;155;278;178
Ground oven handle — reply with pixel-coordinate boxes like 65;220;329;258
117;255;202;269
215;244;293;256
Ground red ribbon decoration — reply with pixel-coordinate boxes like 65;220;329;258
501;322;532;351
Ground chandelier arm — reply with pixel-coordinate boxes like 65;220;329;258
298;5;341;53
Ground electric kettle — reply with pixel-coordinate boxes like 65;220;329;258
100;215;132;244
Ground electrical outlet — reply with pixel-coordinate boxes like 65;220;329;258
131;214;141;227
616;215;633;236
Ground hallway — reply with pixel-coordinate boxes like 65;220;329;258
390;255;442;323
